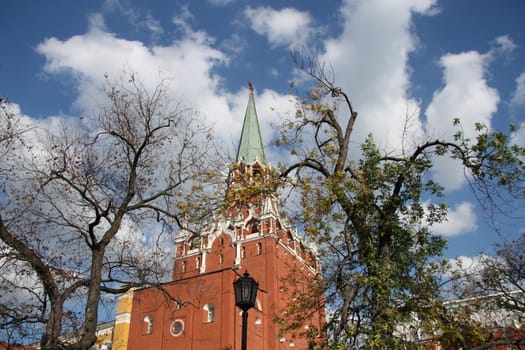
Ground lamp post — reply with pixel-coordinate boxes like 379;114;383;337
233;271;258;350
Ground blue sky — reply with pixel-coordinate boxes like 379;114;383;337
1;0;524;263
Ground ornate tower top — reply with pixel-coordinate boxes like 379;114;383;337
235;82;267;165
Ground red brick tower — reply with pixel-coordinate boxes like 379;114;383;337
124;84;325;350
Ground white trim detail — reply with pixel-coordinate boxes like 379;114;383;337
115;312;131;324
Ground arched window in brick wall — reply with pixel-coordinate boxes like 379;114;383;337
203;304;215;323
143;315;153;334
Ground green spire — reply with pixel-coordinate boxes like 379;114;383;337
236;82;267;165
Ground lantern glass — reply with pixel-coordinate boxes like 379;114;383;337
233;271;258;311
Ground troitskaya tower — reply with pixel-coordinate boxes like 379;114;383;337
117;83;325;350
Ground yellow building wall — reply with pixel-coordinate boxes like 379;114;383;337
94;322;114;350
111;290;134;350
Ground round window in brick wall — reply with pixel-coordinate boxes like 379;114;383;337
170;319;184;336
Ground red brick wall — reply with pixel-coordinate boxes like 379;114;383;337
128;230;324;350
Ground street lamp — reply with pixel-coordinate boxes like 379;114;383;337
233;271;259;350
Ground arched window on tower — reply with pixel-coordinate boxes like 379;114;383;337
203;304;215;323
196;257;201;269
143;315;153;334
252;164;262;178
219;254;224;264
257;242;262;255
191;236;201;249
248;218;260;234
241;246;246;259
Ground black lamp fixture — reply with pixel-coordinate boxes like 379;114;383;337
233;271;258;350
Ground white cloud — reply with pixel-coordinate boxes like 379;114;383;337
431;201;478;237
489;35;517;59
317;0;438;155
245;6;314;48
171;4;197;35
34;12;252;145
221;33;246;55
208;0;237;6
29;2;515;203
102;0;164;40
313;0;506;196
33;10;301;159
425;50;499;190
88;12;108;32
143;14;164;36
24;0;445;175
447;255;485;275
424;35;517;191
510;71;525;108
515;122;525;148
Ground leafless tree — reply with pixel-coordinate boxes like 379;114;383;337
478;235;525;313
0;76;224;349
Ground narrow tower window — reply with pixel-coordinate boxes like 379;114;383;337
257;242;262;255
203;304;215;323
192;236;201;249
143;315;153;335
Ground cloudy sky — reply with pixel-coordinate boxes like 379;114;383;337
1;0;524;260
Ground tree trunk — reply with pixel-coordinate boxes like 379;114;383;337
40;297;65;350
72;246;106;350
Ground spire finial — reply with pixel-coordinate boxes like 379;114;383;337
248;81;254;94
